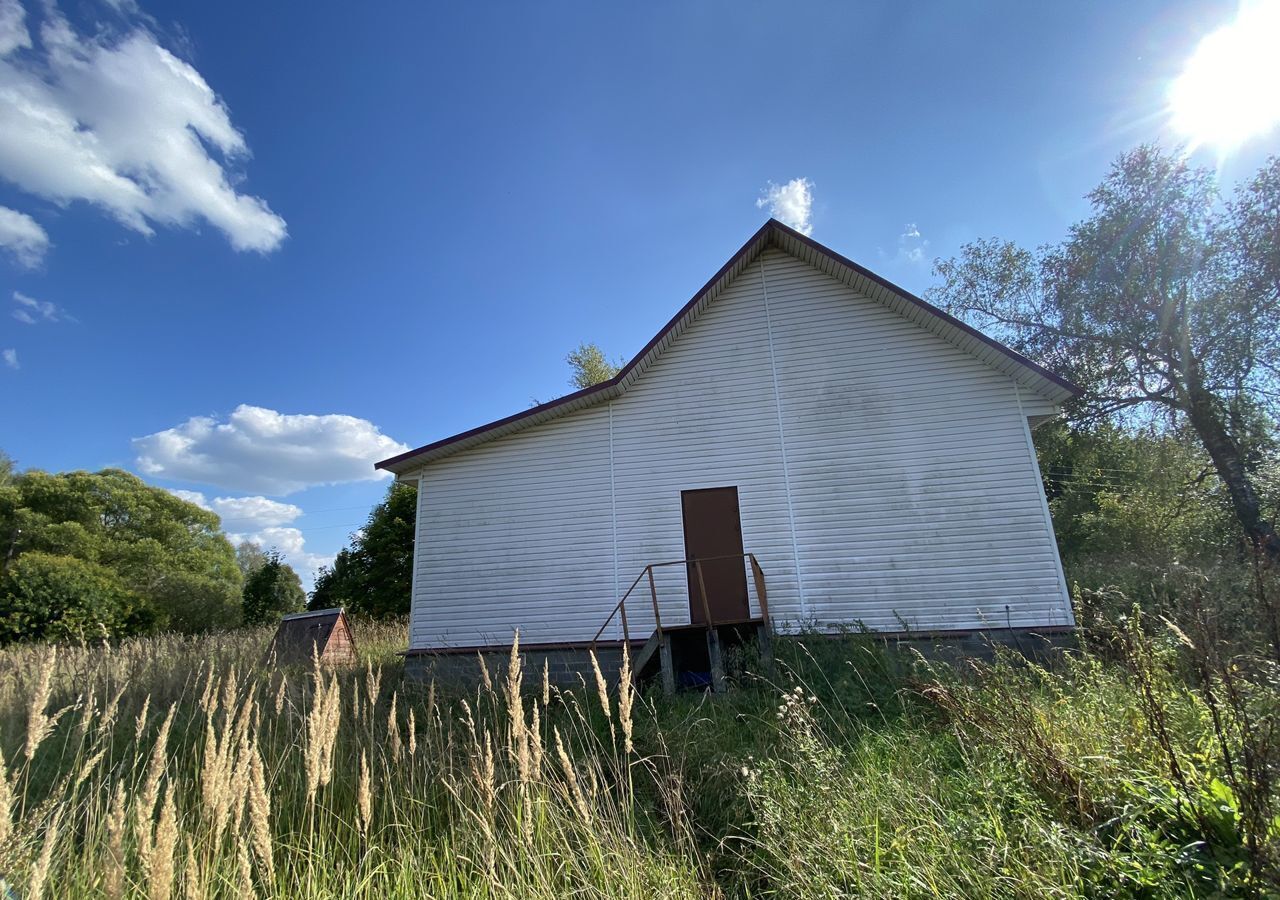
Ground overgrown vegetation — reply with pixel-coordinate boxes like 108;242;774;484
0;569;1276;898
0;463;311;644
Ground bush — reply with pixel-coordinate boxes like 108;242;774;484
0;551;148;643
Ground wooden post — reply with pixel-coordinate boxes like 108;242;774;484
694;559;713;626
749;554;769;626
756;622;775;680
646;566;662;634
659;634;675;695
706;629;726;693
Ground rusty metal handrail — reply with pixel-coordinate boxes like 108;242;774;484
590;553;766;648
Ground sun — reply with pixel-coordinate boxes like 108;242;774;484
1168;0;1280;152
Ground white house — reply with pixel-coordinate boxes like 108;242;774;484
378;220;1079;683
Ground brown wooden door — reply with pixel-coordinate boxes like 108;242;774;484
680;487;750;624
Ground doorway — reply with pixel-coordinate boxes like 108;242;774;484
680;487;750;624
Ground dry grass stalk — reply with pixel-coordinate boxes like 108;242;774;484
247;743;274;882
529;702;544;779
365;661;382;719
74;689;97;742
99;681;127;738
105;781;127;900
541;660;550;707
304;673;342;803
228;702;255;837
505;634;530;785
136;702;176;863
149;783;179;900
273;676;287;717
554;727;590;823
407;707;418;759
198;667;216;713
25;646;60;761
183;837;201;900
27;807;61;900
358;750;373;838
134;694;152;743
0;747;12;848
387;691;402;761
74;745;108;790
220;666;239;716
618;644;634;755
236;838;256;900
477;653;493;693
589;651;612;722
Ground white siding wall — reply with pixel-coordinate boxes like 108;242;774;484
759;248;1071;631
608;258;797;637
411;405;614;648
406;248;1073;650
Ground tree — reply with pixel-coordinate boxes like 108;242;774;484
0;467;242;641
241;550;306;625
566;342;621;390
311;482;416;618
931;146;1280;554
0;551;148;643
235;540;270;578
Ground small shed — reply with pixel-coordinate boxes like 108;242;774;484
267;608;356;666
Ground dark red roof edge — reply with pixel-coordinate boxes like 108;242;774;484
377;219;1082;472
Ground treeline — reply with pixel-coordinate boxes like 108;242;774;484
0;459;306;644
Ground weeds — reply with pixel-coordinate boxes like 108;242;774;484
0;596;1274;898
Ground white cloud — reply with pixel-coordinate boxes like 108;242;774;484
230;526;333;588
210;495;303;529
168;487;323;586
0;205;48;267
896;222;930;266
12;289;71;324
0;2;286;253
2;347;17;369
756;177;815;236
134;404;410;495
167;488;302;529
0;0;29;57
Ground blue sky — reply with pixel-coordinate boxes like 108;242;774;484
2;0;1278;586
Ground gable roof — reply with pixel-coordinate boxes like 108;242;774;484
377;219;1082;475
267;607;354;665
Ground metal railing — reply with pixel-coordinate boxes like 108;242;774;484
590;552;769;648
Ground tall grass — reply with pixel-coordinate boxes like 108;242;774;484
0;605;1275;898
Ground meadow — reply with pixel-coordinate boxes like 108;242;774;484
0;580;1277;899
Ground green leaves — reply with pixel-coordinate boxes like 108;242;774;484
0;466;242;643
0;551;146;643
241;551;305;625
310;482;416;618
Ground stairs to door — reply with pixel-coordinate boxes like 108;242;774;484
592;552;774;694
631;619;773;694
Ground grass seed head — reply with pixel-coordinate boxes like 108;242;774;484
618;644;634;755
149;783;178;900
105;781;127;894
27;807;61;900
0;747;11;848
358;750;373;837
25;646;59;761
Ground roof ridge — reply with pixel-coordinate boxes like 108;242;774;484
376;219;1081;473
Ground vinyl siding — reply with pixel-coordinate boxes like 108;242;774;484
411;405;614;648
759;247;1071;631
405;247;1072;650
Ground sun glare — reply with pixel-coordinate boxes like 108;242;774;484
1168;0;1280;152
